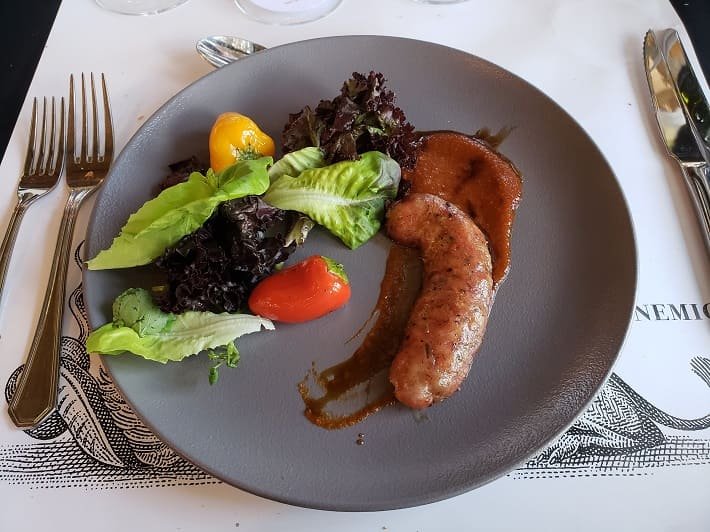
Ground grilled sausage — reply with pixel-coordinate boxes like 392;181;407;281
386;193;493;409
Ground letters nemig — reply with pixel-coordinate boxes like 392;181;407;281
634;303;709;321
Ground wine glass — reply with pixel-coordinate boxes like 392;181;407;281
95;0;189;15
234;0;343;25
413;0;470;3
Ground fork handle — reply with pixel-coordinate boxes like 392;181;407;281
0;193;37;306
8;189;89;427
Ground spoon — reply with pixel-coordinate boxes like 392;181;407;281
196;36;266;68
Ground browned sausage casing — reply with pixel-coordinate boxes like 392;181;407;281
386;193;493;409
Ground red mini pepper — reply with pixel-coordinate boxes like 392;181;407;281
248;255;351;323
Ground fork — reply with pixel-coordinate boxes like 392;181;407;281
8;74;113;428
0;97;65;307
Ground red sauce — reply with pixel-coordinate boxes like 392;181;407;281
404;131;522;284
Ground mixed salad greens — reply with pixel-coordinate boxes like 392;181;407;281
86;288;272;384
86;71;421;383
87;288;272;364
155;195;299;314
87;157;273;270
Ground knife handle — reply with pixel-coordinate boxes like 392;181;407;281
681;165;710;256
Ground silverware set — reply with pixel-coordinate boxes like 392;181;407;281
3;74;113;428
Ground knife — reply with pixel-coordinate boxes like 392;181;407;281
658;28;710;155
644;29;710;255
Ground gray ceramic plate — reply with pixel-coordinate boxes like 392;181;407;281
84;36;636;511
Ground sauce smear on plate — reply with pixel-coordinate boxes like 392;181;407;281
298;245;421;429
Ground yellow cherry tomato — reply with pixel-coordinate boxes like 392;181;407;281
208;112;275;172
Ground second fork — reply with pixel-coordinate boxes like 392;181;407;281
8;74;113;428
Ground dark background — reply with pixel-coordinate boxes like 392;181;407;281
0;0;708;162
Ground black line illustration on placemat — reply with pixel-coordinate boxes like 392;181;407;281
513;362;710;479
1;243;216;489
2;242;709;488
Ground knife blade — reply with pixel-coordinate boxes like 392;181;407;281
644;29;710;255
658;28;710;154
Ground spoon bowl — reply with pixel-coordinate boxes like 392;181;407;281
196;35;266;68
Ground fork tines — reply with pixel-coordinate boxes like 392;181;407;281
23;96;65;179
68;73;114;167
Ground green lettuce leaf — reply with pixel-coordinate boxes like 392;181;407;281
86;288;273;364
263;151;400;249
268;146;326;183
87;157;272;270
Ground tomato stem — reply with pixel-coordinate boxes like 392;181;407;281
321;256;349;283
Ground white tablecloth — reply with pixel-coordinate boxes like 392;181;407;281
1;0;708;530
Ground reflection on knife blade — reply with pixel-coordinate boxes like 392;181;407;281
644;29;710;255
660;29;710;151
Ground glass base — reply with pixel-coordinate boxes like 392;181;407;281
95;0;189;15
234;0;342;25
412;0;470;3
